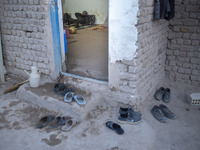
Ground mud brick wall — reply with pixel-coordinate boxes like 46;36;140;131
166;0;200;84
130;0;169;105
0;0;54;77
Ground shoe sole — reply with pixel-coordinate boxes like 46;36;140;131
117;119;142;125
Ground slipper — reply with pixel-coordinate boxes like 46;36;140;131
48;116;66;128
61;118;80;132
105;121;124;135
64;92;74;103
74;95;86;105
36;115;55;129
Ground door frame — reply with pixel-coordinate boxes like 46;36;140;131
57;0;109;85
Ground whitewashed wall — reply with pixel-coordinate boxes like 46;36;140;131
62;0;108;24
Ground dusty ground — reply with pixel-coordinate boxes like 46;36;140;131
66;28;108;81
0;75;200;150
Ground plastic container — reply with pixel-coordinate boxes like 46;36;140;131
25;66;40;88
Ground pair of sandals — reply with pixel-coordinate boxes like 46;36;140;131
53;83;74;96
36;115;80;132
64;92;86;105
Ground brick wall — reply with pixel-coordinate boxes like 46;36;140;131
130;0;169;105
166;0;200;84
0;0;55;77
111;0;169;105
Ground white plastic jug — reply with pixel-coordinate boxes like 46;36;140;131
24;66;40;88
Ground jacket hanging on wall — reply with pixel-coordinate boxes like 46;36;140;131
154;0;174;20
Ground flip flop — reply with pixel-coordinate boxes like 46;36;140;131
48;116;66;128
105;121;124;135
61;118;80;132
64;92;74;103
36;115;55;129
74;95;86;105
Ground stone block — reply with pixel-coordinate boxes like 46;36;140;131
28;26;33;32
169;60;176;66
186;5;199;12
183;33;191;39
168;56;176;60
191;75;197;81
165;66;171;71
183;40;191;45
119;85;135;94
191;33;199;40
32;13;37;19
40;20;45;26
190;64;197;70
191;58;200;64
180;27;189;33
22;25;28;31
197;65;200;71
179;52;187;57
192;70;199;75
33;26;38;32
183;63;190;68
28;38;34;44
17;24;22;30
178;57;190;63
29;0;34;4
187;52;194;57
173;26;180;32
119;72;136;81
38;7;44;12
192;40;199;46
44;58;48;63
185;69;192;74
190;12;197;19
37;13;42;19
183;19;198;26
177;38;183;44
34;0;39;5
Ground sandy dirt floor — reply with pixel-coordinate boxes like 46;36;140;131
0;75;200;150
66;28;108;81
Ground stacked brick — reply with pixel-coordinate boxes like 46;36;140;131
117;0;169;105
0;0;51;76
166;0;200;84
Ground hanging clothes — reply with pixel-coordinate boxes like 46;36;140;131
154;0;174;20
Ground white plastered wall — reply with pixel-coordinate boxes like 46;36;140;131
62;0;108;24
109;0;138;88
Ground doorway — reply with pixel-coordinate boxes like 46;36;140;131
61;0;108;81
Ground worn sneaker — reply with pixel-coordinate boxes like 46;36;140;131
151;105;167;123
119;107;142;117
159;104;176;119
117;112;142;125
163;88;171;103
154;87;165;101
